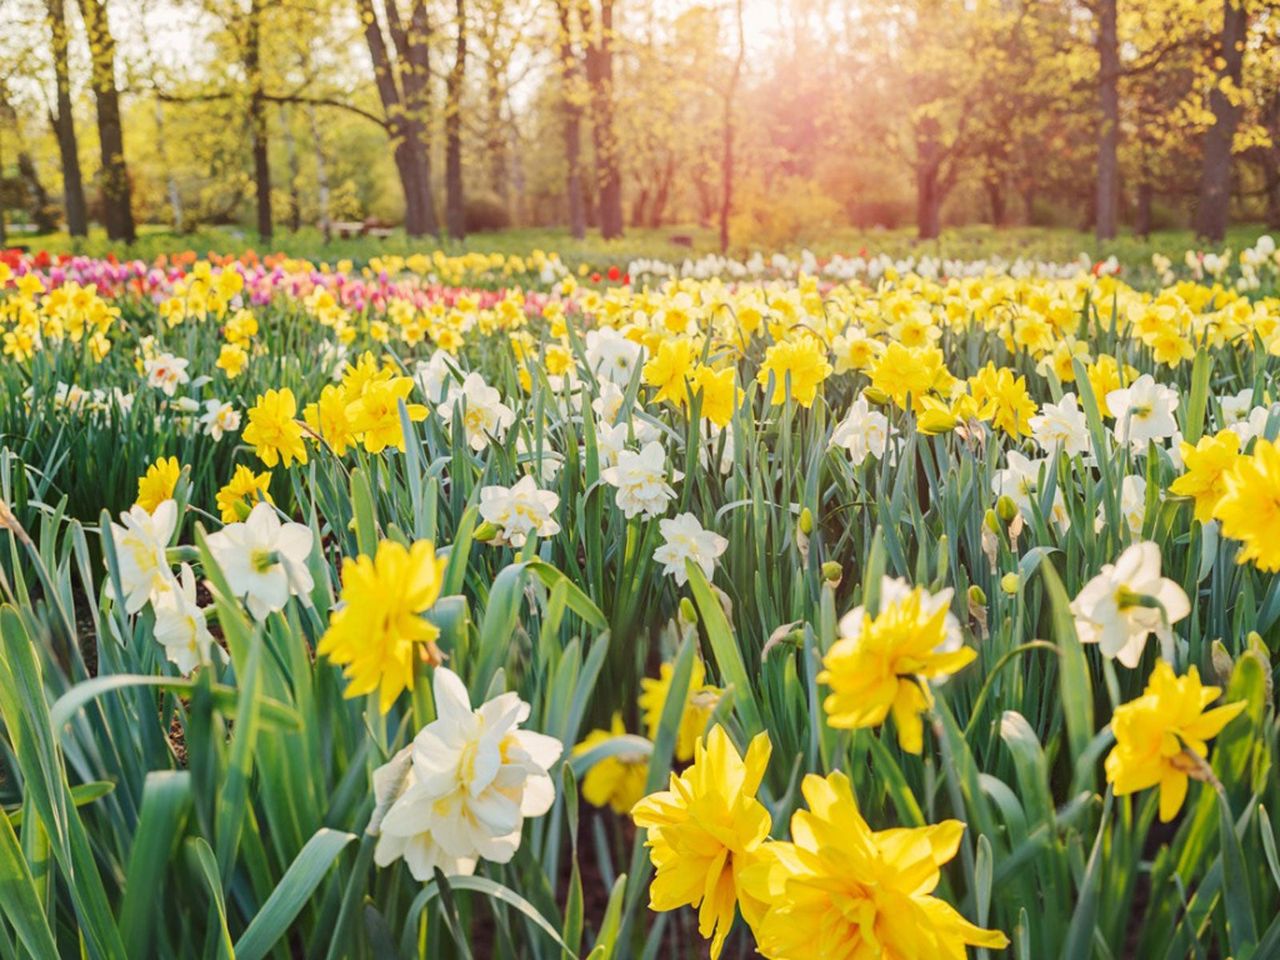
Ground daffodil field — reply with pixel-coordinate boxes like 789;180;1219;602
4;237;1280;959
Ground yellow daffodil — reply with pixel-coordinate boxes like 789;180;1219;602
1169;429;1240;524
742;771;1009;958
215;465;273;522
243;388;309;468
819;586;976;753
344;376;428;454
136;456;182;512
316;539;443;714
631;726;773;959
756;336;832;408
1214;438;1280;571
638;658;722;762
572;713;648;814
1105;661;1245;821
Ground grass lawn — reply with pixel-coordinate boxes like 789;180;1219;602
6;221;1275;270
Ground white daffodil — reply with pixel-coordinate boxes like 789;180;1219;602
414;350;457;404
584;327;642;385
109;500;178;614
152;563;213;673
1070;541;1190;668
595;420;630;468
144;353;190;396
205;501;314;621
653;513;728;585
479;476;561;547
1029;392;1091;457
438;372;515;451
200;399;241;441
993;451;1070;531
1217;389;1255;430
372;667;562;880
1096;474;1147;538
600;440;680;519
1226;403;1274;445
1106;374;1179;449
591;381;627;424
830;396;892;467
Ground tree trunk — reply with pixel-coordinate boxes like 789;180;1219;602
18;152;59;233
719;0;744;252
246;0;272;242
1022;187;1035;226
358;0;438;237
584;0;622;240
47;0;88;237
485;54;510;211
153;98;182;228
280;104;301;232
985;174;1005;227
77;0;136;243
557;0;586;238
1135;180;1153;237
308;103;332;239
1264;92;1280;230
915;118;943;240
445;0;467;240
1095;0;1120;242
1194;0;1247;242
649;154;674;228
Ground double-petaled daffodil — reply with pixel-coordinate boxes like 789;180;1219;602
144;353;190;396
1029;392;1091;457
478;476;561;547
652;513;728;586
344;376;427;453
756;336;832;408
317;539;443;713
601;440;680;519
215;465;274;522
1169;429;1240;524
1213;437;1280;572
205;501;314;621
638;657;722;761
1070;542;1190;668
968;362;1037;437
437;372;515;451
741;771;1010;959
243;388;309;467
820;581;975;753
199;399;241;441
372;666;562;879
136;456;182;512
108;500;178;614
642;336;697;406
1105;660;1245;821
631;726;773;959
572;713;649;814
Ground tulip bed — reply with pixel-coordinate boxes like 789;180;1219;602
2;239;1280;959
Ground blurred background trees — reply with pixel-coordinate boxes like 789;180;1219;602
0;0;1277;248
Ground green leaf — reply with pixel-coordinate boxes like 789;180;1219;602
1216;787;1257;956
685;561;763;735
187;836;236;960
403;873;581;958
49;673;301;732
0;801;60;959
3;779;114;827
119;771;192;959
234;828;357;960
